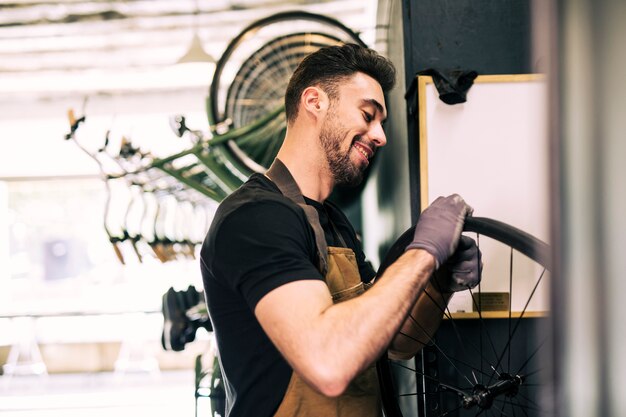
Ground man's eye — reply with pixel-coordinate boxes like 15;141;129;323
363;112;373;122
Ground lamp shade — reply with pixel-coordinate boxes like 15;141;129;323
177;33;215;64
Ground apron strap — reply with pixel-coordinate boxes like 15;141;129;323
266;158;329;276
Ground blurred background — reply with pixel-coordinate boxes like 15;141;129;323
0;1;382;416
1;0;625;416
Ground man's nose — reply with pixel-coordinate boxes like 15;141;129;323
370;122;387;148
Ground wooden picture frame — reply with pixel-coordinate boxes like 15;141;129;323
417;74;549;314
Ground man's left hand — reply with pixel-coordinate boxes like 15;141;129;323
432;236;482;293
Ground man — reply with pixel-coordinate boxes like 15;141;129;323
200;44;480;417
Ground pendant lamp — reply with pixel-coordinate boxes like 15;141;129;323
176;0;215;64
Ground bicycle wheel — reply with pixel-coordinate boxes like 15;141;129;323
377;217;551;417
209;11;365;173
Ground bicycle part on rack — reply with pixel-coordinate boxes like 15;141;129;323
65;109;86;141
64;12;372;264
122;183;148;263
169;115;204;145
161;285;211;352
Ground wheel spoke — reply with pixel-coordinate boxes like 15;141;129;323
515;336;547;375
423;287;494;380
469;285;506;377
493;395;541;414
424;289;480;366
487;267;547;386
438;404;465;417
493;402;512;417
404;314;476;387
428;233;509;386
397;330;430;346
433;351;495;381
512;396;538;414
509;397;530;417
514;390;541;409
496;395;540;414
389;361;469;395
507;396;519;417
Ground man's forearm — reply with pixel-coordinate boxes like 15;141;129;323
388;281;452;360
301;249;436;395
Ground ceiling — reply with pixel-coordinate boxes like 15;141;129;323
0;0;382;178
0;0;379;104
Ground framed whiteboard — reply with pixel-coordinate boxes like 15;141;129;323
417;74;550;314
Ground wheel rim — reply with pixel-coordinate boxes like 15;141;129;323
223;32;343;172
208;11;365;173
377;217;551;417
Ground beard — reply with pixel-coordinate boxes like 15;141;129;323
319;113;365;188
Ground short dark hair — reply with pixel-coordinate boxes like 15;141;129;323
284;43;396;124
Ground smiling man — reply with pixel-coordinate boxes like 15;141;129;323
200;44;481;417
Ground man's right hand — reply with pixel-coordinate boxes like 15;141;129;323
405;194;473;268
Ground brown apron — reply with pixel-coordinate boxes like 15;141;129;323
266;159;381;417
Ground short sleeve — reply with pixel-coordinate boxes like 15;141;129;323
210;201;324;309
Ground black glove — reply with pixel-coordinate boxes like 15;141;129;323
433;236;482;293
405;194;473;268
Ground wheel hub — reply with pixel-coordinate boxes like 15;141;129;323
462;373;524;410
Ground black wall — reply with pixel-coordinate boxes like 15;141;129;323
401;0;533;218
402;0;532;83
398;3;536;416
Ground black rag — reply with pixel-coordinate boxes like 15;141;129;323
415;69;478;105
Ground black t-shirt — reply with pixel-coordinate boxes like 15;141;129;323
200;173;375;417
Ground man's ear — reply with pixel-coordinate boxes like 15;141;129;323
301;86;329;120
